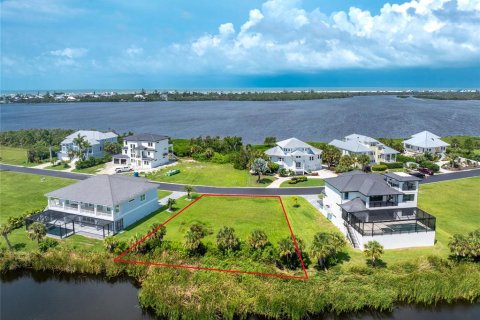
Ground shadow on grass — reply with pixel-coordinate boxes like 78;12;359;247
256;178;275;185
13;243;26;251
336;251;351;264
365;258;387;268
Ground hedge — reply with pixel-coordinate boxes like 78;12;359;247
380;162;404;169
396;154;416;163
372;164;388;171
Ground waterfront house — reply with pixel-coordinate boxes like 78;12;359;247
321;171;435;249
265;138;322;174
112;133;173;169
403;131;450;155
58;130;118;161
329;134;399;164
26;175;160;239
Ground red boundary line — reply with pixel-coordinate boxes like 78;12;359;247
114;194;309;280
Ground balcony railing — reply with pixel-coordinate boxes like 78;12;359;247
369;201;398;207
402;184;417;191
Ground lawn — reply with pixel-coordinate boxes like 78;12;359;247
280;179;325;188
146;160;276;187
0;146;37;167
73;163;106;174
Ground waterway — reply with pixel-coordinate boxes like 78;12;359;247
1;96;479;143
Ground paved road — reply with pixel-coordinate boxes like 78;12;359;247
1;164;479;195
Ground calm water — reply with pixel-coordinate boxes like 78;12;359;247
1;96;479;143
1;270;479;320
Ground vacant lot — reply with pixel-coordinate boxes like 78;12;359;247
0;146;34;166
146;161;276;187
280;179;325;188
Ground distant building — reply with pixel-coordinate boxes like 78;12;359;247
265;137;322;174
113;133;173;169
329;134;399;164
58;130;118;161
321;171;436;249
27;175;160;239
403;131;449;155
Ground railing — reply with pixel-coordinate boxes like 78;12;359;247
345;208;436;237
402;184;417;191
369;201;398;207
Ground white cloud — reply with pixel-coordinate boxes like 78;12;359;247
125;46;144;57
219;23;235;36
1;0;85;20
50;48;87;59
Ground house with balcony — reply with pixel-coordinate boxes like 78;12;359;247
265;137;322;174
57;130;118;161
321;171;435;249
112;133;173;169
329;134;399;164
403;131;450;155
26;175;160;239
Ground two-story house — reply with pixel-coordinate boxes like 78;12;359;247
321;171;435;249
26;175;160;239
329;134;399;164
57;130;118;161
403;131;450;155
265;138;322;174
113;133;173;169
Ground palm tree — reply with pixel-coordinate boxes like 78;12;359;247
184;224;207;254
73;134;87;160
204;147;215;159
292;196;300;208
356;154;370;170
216;226;240;252
364;240;384;267
311;232;334;270
251;158;268;183
277;237;297;268
184;185;195;200
67;148;76;162
103;236;117;253
329;233;347;257
166;198;176;211
448;234;468;258
28;222;47;244
247;229;268;250
0;223;13;250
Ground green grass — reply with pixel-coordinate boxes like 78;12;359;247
72;163;106;174
280;179;325;188
146;161;276;187
0;146;36;167
45;164;71;171
157;190;172;199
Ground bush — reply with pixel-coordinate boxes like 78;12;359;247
372;164;388;171
380;162;404;169
75;154;111;170
268;162;280;173
396;154;416;163
38;238;59;252
288;176;308;184
278;168;288;177
335;165;353;173
419;160;440;172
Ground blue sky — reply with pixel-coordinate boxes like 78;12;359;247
1;0;479;90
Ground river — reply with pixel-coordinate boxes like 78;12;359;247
1;96;479;143
1;270;479;320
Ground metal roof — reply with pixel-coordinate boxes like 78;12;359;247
403;131;449;148
124;133;169;142
329;139;371;153
61;130;117;145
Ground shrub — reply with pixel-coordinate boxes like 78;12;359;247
380;162;404;169
38;238;59;252
75;154;111;170
335;164;354;173
419;161;440;172
268;162;280;173
372;164;388;171
279;168;288;177
396;154;416;163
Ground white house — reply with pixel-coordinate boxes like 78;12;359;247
329;134;399;164
26;175;160;239
58;130;118;161
113;133;173;169
321;171;436;250
265;138;322;174
403;131;450;155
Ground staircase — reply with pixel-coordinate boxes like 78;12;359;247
345;223;360;249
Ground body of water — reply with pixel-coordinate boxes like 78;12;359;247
1;96;479;143
1;270;479;320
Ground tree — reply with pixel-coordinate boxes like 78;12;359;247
184;224;207;254
104;141;122;155
72;134;91;160
247;229;268;250
321;145;342;168
364;240;384;267
251;158;268;183
146;223;167;250
264;136;277;146
451;138;460;149
277;236;304;269
103;236;117;253
166;198;176;211
67;148;76;162
292;196;300;208
464;138;474;153
184;185;195;199
449;234;468;258
329;233;347;257
204;147;215;159
216;226;240;252
0;223;13;250
355;154;370;170
339;154;355;168
28;222;47;244
311;232;335;270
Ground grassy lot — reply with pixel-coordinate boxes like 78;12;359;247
157;190;172;199
72;163;106;174
45;163;71;171
0;146;36;167
146;161;276;187
280;179;325;188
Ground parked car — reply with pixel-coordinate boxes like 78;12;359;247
115;166;132;173
418;167;434;175
409;171;425;178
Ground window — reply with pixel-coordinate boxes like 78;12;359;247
115;205;120;213
403;194;415;202
279;157;284;162
343;192;349;200
115;219;124;231
148;142;153;147
140;194;146;201
143;161;149;165
370;195;383;202
129;198;135;202
309;156;314;161
296;156;301;158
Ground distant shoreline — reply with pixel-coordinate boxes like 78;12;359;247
1;90;479;104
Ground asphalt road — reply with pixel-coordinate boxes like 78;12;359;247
1;164;479;196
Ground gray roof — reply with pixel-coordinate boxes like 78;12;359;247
340;198;367;213
112;154;130;159
403;131;449;148
46;175;158;207
277;137;312;149
124;133;169;142
329;139;371;153
62;130;117;145
324;172;403;196
379;145;399;155
344;133;380;144
384;172;422;182
265;139;322;157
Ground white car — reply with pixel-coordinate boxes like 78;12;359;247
115;166;132;173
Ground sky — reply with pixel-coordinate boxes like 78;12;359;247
1;0;480;90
